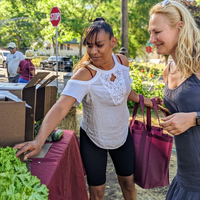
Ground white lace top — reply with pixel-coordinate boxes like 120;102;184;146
61;54;133;149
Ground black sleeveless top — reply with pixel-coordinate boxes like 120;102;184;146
164;63;200;199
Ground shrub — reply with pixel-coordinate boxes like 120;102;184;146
128;62;165;109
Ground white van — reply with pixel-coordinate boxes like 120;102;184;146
0;50;10;68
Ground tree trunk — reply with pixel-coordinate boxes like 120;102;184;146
121;0;128;56
79;34;83;59
17;38;20;51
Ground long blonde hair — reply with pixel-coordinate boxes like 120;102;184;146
150;0;200;78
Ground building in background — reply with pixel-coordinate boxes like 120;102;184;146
37;39;86;56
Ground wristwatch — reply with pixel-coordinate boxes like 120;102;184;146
196;112;200;126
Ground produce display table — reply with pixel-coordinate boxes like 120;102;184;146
31;130;88;200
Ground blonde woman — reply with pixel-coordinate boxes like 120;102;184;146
149;0;200;199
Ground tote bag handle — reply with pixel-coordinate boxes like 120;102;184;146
147;98;161;132
131;94;146;127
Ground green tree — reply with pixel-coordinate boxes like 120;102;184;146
182;0;200;28
0;0;164;59
128;0;160;58
0;0;45;51
196;0;200;5
0;0;120;57
39;0;120;58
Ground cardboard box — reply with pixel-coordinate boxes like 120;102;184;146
0;72;49;141
0;92;26;148
35;75;58;121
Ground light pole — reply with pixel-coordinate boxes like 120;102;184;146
121;0;128;55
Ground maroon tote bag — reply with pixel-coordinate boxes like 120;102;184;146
130;94;173;189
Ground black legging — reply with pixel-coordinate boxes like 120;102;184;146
80;127;135;186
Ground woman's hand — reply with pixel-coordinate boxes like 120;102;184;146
155;96;163;105
152;96;163;107
149;96;163;109
13;139;44;160
160;112;197;135
13;95;76;160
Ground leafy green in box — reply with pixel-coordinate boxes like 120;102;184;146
0;147;49;199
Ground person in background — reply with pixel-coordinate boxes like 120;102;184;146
14;18;162;200
6;42;24;83
118;47;128;56
149;0;200;199
17;49;36;83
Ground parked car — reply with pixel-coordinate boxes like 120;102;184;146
40;56;73;72
0;50;10;68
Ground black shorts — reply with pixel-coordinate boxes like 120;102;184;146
80;127;135;186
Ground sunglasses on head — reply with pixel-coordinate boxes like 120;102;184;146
161;0;182;21
162;0;170;6
8;47;14;50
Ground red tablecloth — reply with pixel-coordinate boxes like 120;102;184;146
31;130;88;200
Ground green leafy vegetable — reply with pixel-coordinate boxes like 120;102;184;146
0;147;49;199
